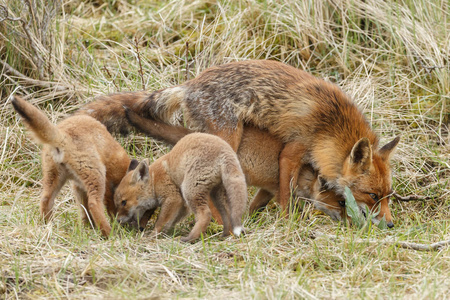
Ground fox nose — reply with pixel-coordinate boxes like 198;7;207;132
387;221;394;228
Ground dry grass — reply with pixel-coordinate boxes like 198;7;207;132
0;0;449;299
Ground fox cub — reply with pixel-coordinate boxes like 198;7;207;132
114;133;247;242
11;96;131;237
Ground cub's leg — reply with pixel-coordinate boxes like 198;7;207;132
75;163;111;237
180;184;212;243
210;186;232;236
279;142;307;214
137;208;157;231
40;153;67;221
152;193;185;236
248;189;274;214
72;183;92;226
103;181;117;219
207;199;223;225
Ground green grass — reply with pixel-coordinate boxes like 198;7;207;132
0;0;449;298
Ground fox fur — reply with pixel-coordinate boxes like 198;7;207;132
124;108;347;221
80;60;399;226
114;133;247;243
11;96;131;237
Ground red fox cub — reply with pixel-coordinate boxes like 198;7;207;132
11;96;132;237
114;133;247;243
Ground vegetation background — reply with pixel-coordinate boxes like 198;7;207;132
0;0;448;298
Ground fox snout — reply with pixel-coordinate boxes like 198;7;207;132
372;203;394;228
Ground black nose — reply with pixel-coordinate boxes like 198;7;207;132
387;221;394;228
139;227;144;232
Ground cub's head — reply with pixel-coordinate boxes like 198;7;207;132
114;159;158;229
310;176;347;222
338;136;400;227
296;164;346;221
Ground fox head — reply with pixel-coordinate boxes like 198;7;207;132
296;165;346;221
114;159;158;229
338;136;400;228
310;176;347;222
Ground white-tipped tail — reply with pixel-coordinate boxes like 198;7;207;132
233;226;243;237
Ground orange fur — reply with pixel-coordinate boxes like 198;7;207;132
12;96;130;237
80;60;400;226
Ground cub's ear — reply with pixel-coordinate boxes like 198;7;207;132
348;137;372;173
317;175;328;192
128;159;140;172
131;160;149;184
379;136;400;161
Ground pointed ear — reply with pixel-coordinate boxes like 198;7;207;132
379;136;400;161
348;137;372;173
317;175;328;192
130;160;149;184
128;159;140;172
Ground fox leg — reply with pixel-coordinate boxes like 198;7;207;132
40;155;66;221
152;195;185;236
137;207;156;231
210;187;232;237
76;165;111;237
103;181;117;220
279;142;307;214
207;198;223;224
72;183;93;226
180;185;212;243
248;189;275;214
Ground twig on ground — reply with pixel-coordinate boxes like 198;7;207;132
392;191;431;202
102;65;119;91
0;59;68;91
310;231;450;251
185;41;189;81
134;35;145;91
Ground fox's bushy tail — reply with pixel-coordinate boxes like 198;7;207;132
220;158;247;236
11;96;63;147
76;92;150;135
77;88;187;136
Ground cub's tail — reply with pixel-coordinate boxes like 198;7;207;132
220;157;248;236
11;96;63;147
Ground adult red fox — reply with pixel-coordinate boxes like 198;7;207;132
80;60;399;226
11;96;132;237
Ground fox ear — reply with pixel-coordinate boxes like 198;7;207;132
131;160;149;184
317;175;328;192
348;137;372;173
379;136;400;161
128;159;140;172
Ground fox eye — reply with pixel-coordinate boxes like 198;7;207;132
121;200;127;207
369;193;379;201
338;200;346;207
